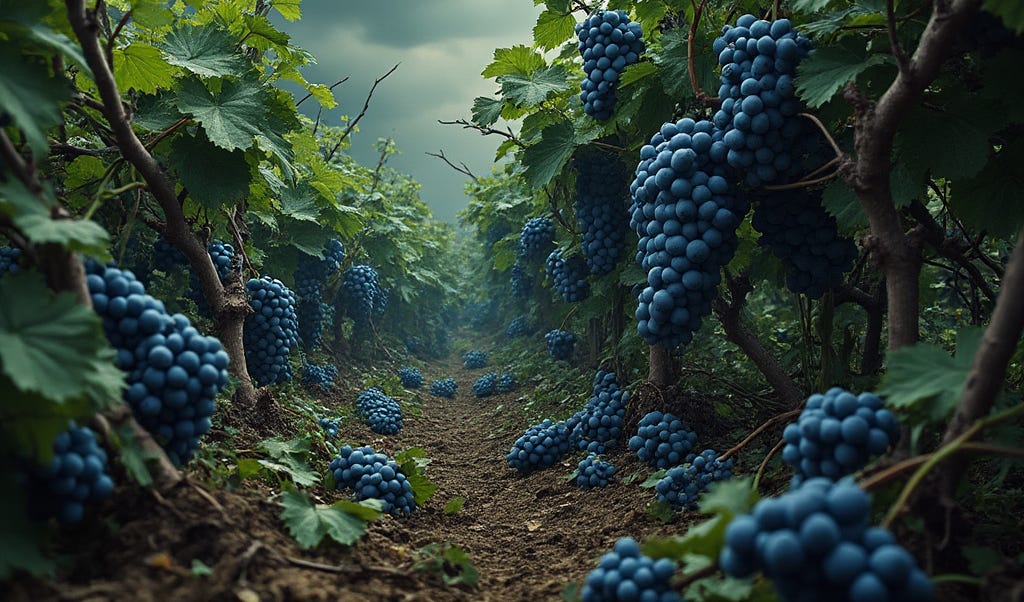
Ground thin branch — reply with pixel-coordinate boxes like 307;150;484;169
0;129;37;194
426;149;478;181
49;143;119;158
295;75;349;108
144;117;189;152
718;408;803;462
763;170;838;191
326;63;399;162
886;0;910;72
861;442;1024;491
908;200;997;304
106;9;132;61
675;562;719;590
688;0;720;109
754;439;786;490
437;118;524;147
571;0;593;13
799;113;843;158
223;207;257;278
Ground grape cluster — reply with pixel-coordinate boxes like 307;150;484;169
627;411;698;469
576;453;616;490
545;329;576;360
496;373;516;393
398;366;423;388
463;350;488;369
506;315;529;338
720;478;933;601
301;362;337;388
318;417;339;438
782;388;901;485
581;538;679;602
473;372;498;397
329;445;416;516
505;419;575;473
243;276;299;386
564;371;627;454
0;245;22;274
575;10;645;120
511;260;534;298
655;449;735;510
356;388;403;435
294;239;345;350
22;422;115;524
186;239;236;317
341;264;383;324
712;16;814;187
574;148;629;275
405;336;421;354
152;239;186;273
518;217;556;261
86;262;229;466
546;249;591;303
629;118;747;347
751;190;857;298
430;377;458;398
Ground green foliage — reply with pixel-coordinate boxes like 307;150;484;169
395;447;438;506
443;497;466;515
795;42;892;108
985;0;1024;32
0;487;54;579
257;437;320;486
412;543;480;588
278;488;382;549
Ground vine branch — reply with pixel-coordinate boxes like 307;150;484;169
885;0;910;72
687;0;720;109
295;75;349;108
718;408;803;462
326;63;399;162
437;118;524;147
426;149;478;181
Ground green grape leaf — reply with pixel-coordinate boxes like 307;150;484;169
159;23;250;78
175;75;269;151
618;60;657;89
471;96;505;128
0;46;68;156
633;0;669;29
258;437;319;486
113;43;179;94
796;44;891;108
270;0;302;21
822;178;867;231
794;0;842;12
0;490;55;579
444;496;466;514
15;214;110;257
950;140;1024;239
168;132;251;210
653;28;718;101
877;327;982;422
533;9;577;50
278;184;321;222
482;45;546;78
134;91;185;132
698;477;759;516
896;104;991;183
498;65;570;107
521;120;599;190
278;490;370;549
63;156;106;191
984;0;1024;32
239;14;291;52
113;421;156;487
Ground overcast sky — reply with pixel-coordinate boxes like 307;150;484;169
271;1;546;223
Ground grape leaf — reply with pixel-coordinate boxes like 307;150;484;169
876;328;982;422
278;490;372;549
444;497;465;514
822;178;867;231
796;44;891;108
278;184;321;222
522;120;599;189
533;9;577;50
698;477;759;516
984;0;1024;32
0;46;67;156
159;23;249;78
258;437;319;486
499;65;571;107
134;91;185;132
471;96;504;128
168;132;251;210
114;43;179;94
619;61;657;88
175;75;269;151
270;0;302;21
794;0;841;11
950;140;1024;239
896;103;991;183
15;214;111;257
482;45;546;78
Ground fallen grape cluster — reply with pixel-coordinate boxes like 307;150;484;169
546;249;590;303
582;538;679;602
545;329;576;360
472;372;498;397
398;366;423;388
301;362;337;388
576;454;616;490
567;371;628;453
575;10;645;120
574;148;629;275
720;478;933;601
329;445;416;516
655;449;734;511
356;388;403;435
21;422;115;524
463;350;488;369
430;377;458;398
496;372;516;393
87;262;230;466
628;411;697;469
506;315;529;338
318;417;339;438
782;388;900;485
506;418;574;473
243;276;299;386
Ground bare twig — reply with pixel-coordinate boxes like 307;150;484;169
688;0;721;109
426;149;478;181
718;408;803;462
437;118;524;147
886;0;910;72
144;117;189;151
107;9;132;61
799;113;843;158
50;143;119;158
754;439;787;489
326;63;399;162
223;207;258;277
295;75;349;108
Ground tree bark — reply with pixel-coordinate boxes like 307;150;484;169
648;344;675;386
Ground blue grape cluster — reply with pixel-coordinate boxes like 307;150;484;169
505;419;574;473
782;388;901;486
576;454;616;490
301;362;337;388
356;388;403;435
186;239;236;317
752;190;857;298
0;245;21;274
318;417;339;438
545;329;576;360
473;372;498;397
581;538;679;602
629;118;747;347
463;350;488;369
568;383;627;453
86;262;229;466
341;264;384;324
655;449;735;510
574;10;645;121
720;478;933;601
243;276;299;386
511;260;534;297
627;411;698;469
506;315;529;338
712;16;814;187
430;377;458;398
22;422;115;524
398;366;423;388
546;249;590;303
518;217;556;261
329;445;416;516
574;148;629;275
152;239;186;273
496;372;516;393
294;239;345;350
405;336;421;354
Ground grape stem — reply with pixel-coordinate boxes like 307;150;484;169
688;0;722;110
753;438;786;490
761;169;838;191
798;113;843;158
717;407;803;462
